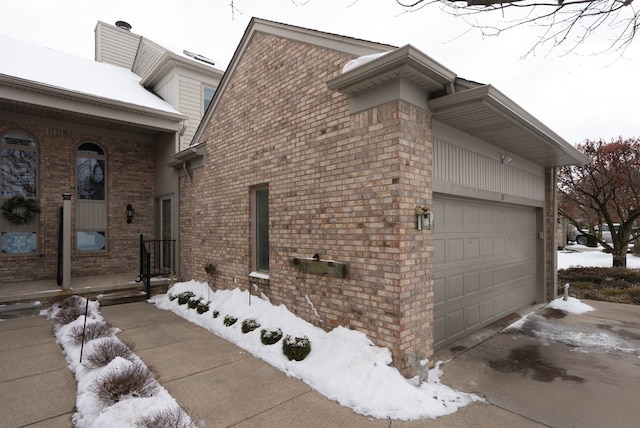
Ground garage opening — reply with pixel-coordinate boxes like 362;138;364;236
432;195;539;349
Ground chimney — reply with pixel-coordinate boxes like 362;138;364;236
115;21;132;31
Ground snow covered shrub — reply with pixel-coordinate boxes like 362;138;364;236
187;297;201;310
177;291;195;305
83;338;135;369
136;406;196;428
69;321;116;346
51;296;91;327
212;310;220;318
196;301;210;314
241;318;261;334
223;315;237;326
260;328;283;345
282;335;311;361
90;359;160;407
168;293;178;301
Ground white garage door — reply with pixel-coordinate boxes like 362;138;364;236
433;195;538;350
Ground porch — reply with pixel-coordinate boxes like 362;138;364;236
0;272;175;318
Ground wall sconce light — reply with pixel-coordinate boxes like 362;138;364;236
415;206;433;231
126;204;135;224
501;155;512;164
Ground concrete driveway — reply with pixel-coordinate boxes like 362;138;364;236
433;300;640;428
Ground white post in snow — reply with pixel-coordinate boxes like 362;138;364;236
563;283;570;301
62;193;72;290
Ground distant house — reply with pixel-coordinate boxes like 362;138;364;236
0;21;223;288
175;18;588;374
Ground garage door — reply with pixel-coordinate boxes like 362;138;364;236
432;195;537;350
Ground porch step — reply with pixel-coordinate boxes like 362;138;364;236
0;301;43;319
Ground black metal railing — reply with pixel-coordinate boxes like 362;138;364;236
57;206;63;286
138;234;176;299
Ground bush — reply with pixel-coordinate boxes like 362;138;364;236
241;318;261;334
136;407;196;428
89;359;160;407
558;267;640;304
223;315;238;327
177;291;196;305
84;338;135;369
168;293;178;301
260;328;283;345
51;296;91;327
282;335;311;361
69;321;116;346
212;310;220;318
187;297;201;310
196;301;210;314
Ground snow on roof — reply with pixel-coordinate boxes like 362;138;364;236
0;33;181;115
342;51;390;74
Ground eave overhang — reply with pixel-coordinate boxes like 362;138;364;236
326;44;456;95
428;85;590;168
0;74;186;134
168;142;206;168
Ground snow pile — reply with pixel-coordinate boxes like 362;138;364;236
44;297;196;428
546;296;595;314
152;280;482;421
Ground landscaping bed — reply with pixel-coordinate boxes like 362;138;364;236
558;267;640;305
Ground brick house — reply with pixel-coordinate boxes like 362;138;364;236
0;22;222;291
175;19;588;373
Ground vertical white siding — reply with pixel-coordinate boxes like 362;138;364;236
433;120;545;202
94;22;140;69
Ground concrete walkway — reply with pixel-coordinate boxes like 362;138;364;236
2;299;639;427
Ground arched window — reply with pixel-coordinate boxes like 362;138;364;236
1;130;38;254
76;142;105;200
76;142;107;251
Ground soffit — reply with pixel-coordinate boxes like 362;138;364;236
326;44;456;95
0;96;178;137
429;85;589;168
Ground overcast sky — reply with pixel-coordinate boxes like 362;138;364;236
2;0;638;145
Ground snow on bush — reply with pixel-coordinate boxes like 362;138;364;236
153;280;483;421
44;296;196;428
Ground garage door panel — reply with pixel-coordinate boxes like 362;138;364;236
434;277;446;305
464;271;480;294
448;274;464;300
433;195;537;350
448;239;464;262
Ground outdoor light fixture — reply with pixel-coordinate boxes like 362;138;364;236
126;204;135;224
415;206;433;231
62;192;72;200
501;155;512;164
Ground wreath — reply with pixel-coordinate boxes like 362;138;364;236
1;196;41;225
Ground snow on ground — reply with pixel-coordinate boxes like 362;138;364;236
558;245;640;269
43;301;194;428
151;281;482;421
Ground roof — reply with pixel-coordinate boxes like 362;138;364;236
188;18;588;168
0;33;186;134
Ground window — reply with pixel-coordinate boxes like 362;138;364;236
203;86;215;111
1;130;38;254
76;143;106;251
253;186;269;272
1;130;37;197
76;143;105;200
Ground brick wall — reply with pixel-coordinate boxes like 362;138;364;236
180;32;434;373
544;167;558;301
0;120;155;283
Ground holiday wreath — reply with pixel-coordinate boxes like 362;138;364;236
1;196;41;225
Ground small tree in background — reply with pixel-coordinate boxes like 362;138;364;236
558;137;640;267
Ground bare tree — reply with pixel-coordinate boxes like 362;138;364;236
558;137;640;267
396;0;640;55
